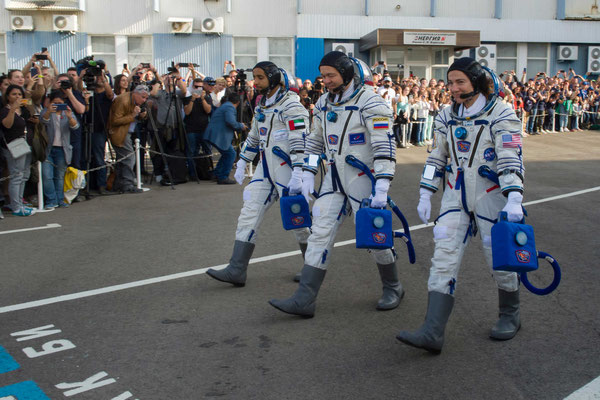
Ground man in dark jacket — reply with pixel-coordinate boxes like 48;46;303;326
203;93;247;184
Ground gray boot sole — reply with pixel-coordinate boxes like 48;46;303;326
396;332;442;354
490;323;521;340
376;288;405;311
268;299;315;318
206;269;246;287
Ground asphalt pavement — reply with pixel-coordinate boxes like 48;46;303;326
0;130;599;400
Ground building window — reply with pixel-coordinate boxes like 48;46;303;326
496;42;517;75
0;34;6;73
128;36;153;69
269;38;293;73
432;49;450;81
234;37;258;71
90;36;116;75
526;43;548;78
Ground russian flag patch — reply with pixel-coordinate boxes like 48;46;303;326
373;117;389;130
288;119;306;130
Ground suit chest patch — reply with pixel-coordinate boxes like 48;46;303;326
349;133;366;145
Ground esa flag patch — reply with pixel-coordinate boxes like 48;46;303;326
373;117;389;130
288;119;306;130
501;134;522;148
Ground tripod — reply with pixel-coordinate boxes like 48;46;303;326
161;77;200;185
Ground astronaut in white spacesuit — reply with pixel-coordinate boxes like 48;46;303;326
206;62;310;286
396;57;525;353
269;51;404;318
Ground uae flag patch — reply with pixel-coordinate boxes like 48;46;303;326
288;119;306;130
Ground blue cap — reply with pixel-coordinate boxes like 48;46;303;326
203;76;216;85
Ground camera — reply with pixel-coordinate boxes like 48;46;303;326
55;103;68;111
167;62;178;74
74;56;106;90
234;68;248;92
60;80;72;90
301;97;311;106
35;54;48;60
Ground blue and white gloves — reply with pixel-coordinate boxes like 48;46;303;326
502;191;524;222
417;187;433;224
234;159;247;185
288;167;303;195
370;179;390;208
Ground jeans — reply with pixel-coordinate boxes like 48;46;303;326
42;146;67;206
113;134;137;191
70;125;83;169
559;114;568;130
416;118;426;143
213;145;236;181
573;115;580;130
1;147;32;212
526;109;537;133
90;131;107;189
544;109;555;131
185;132;202;179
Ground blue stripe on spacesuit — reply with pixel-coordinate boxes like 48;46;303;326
476;214;498;224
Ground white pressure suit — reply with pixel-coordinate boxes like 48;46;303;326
237;89;311;245
302;85;397;269
420;96;524;295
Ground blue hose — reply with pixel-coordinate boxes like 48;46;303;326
520;251;562;295
345;154;416;264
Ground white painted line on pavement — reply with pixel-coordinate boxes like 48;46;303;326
0;186;597;314
564;375;600;399
0;223;61;236
523;186;600;206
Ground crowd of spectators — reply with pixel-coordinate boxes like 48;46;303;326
1;51;598;220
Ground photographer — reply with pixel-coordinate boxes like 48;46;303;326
107;85;148;194
40;90;80;208
52;74;86;171
1;85;35;216
84;69;114;195
183;77;214;179
148;67;189;182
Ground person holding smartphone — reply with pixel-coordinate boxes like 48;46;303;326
40;91;80;208
183;77;214;179
0;85;35;216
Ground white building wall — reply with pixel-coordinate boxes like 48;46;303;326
0;0;297;37
297;14;600;44
368;0;429;17
503;0;557;20
566;0;600;16
300;0;364;15
436;0;495;18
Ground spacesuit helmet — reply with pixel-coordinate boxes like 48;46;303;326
278;68;299;93
253;61;282;95
319;51;373;94
447;57;489;99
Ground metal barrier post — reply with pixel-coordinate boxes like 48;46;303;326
135;138;142;190
37;161;44;211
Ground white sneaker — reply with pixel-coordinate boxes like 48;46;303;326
155;175;163;183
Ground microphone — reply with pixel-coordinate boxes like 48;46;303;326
459;90;478;99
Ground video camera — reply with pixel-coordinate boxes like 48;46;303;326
234;68;249;93
73;56;106;90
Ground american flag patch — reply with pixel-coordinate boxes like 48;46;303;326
502;134;522;148
373;117;389;130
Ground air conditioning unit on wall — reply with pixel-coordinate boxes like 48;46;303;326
558;46;578;61
201;17;223;34
53;15;77;32
589;46;600;73
168;17;193;34
332;43;355;57
453;49;469;58
476;44;496;71
11;15;34;31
